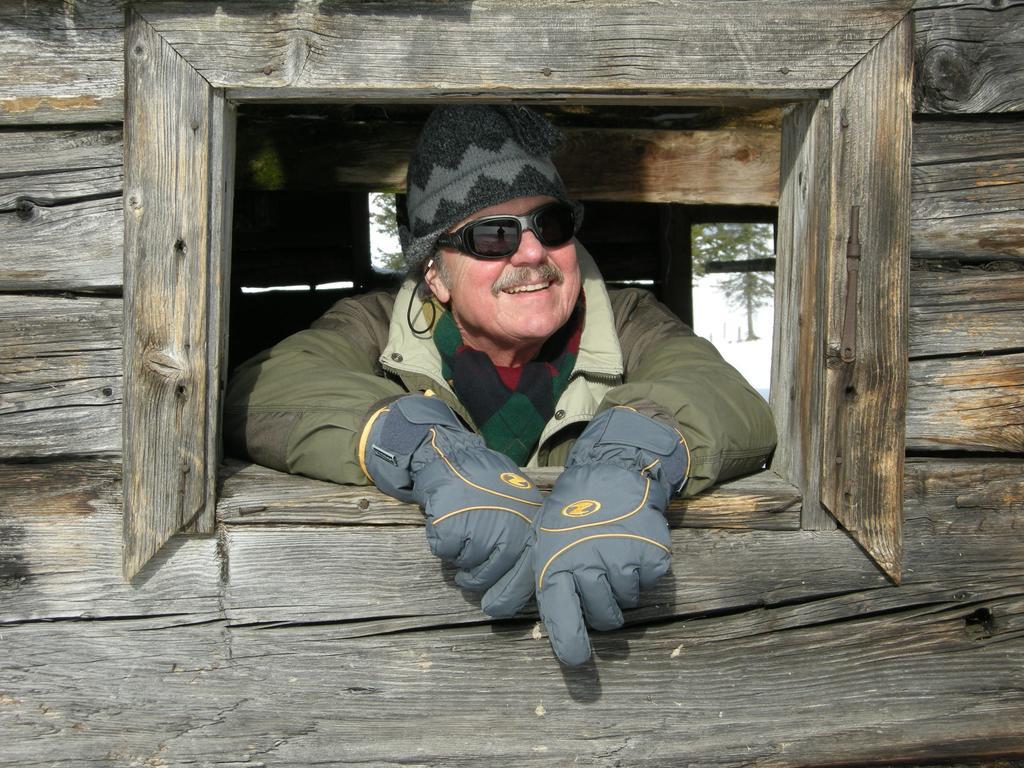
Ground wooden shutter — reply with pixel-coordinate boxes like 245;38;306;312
122;10;235;579
773;17;912;582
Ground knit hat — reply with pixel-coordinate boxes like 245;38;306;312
399;105;581;270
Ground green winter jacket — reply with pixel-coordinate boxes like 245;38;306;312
224;246;776;496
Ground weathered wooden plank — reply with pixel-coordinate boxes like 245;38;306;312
122;10;228;578
772;99;833;532
217;462;802;531
145;0;911;96
910;264;1024;358
820;17;912;581
3;592;1021;766
0;197;123;292
912;116;1024;171
202;98;237;538
911;117;1024;262
0;0;126;125
912;210;1024;263
0;127;123;206
0;461;222;623
238;120;781;206
903;457;1024;536
0;127;124;290
559;127;780;206
912;128;1023;221
0;295;122;458
221;524;886;630
913;0;1024;114
907;352;1024;453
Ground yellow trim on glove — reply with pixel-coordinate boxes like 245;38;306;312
427;428;542;507
537;532;671;589
539;476;652;534
357;405;391;483
432;505;534;526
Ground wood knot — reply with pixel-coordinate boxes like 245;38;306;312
15;198;37;221
144;349;186;380
965;607;996;639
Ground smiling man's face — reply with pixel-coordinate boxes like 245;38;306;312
425;195;582;367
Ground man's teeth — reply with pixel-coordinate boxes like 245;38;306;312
505;282;550;294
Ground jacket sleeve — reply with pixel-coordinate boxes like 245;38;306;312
600;289;777;496
223;292;406;485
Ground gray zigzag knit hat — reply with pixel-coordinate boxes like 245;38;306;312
399;105;580;270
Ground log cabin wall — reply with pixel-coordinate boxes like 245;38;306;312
1;2;1022;765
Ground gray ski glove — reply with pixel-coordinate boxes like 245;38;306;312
359;394;542;590
482;406;689;666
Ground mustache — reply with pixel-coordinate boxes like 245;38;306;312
491;263;564;296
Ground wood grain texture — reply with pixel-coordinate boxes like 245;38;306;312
3;594;1022;767
142;0;911;96
0;127;124;290
221;526;884;631
3;457;1023;766
913;0;1024;114
217;462;802;531
0;128;122;206
237;109;783;203
820;17;913;582
199;95;237;537
122;11;221;578
907;352;1024;453
0;0;126;125
0;295;122;458
771;100;833;532
0;197;123;292
911;117;1024;262
250;123;783;206
18;0;1024;125
0;461;221;624
559;127;779;205
910;264;1024;358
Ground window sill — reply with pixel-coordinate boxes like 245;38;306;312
217;461;801;531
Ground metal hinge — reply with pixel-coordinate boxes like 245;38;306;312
841;205;861;363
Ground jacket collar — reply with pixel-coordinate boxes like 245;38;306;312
381;242;623;388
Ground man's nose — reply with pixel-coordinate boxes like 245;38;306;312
509;229;546;266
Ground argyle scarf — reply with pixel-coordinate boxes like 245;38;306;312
434;306;583;465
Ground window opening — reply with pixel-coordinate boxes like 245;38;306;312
369;192;404;275
121;3;912;584
692;220;776;401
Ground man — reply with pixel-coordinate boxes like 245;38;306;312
224;105;776;666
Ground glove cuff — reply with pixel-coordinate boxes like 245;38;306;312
357;402;394;483
569;406;689;495
358;394;468;501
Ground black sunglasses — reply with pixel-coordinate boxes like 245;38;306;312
436;201;580;260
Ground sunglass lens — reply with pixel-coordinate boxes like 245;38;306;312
536;205;574;246
467;219;520;258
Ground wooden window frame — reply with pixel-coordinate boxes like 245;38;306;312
122;1;912;581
